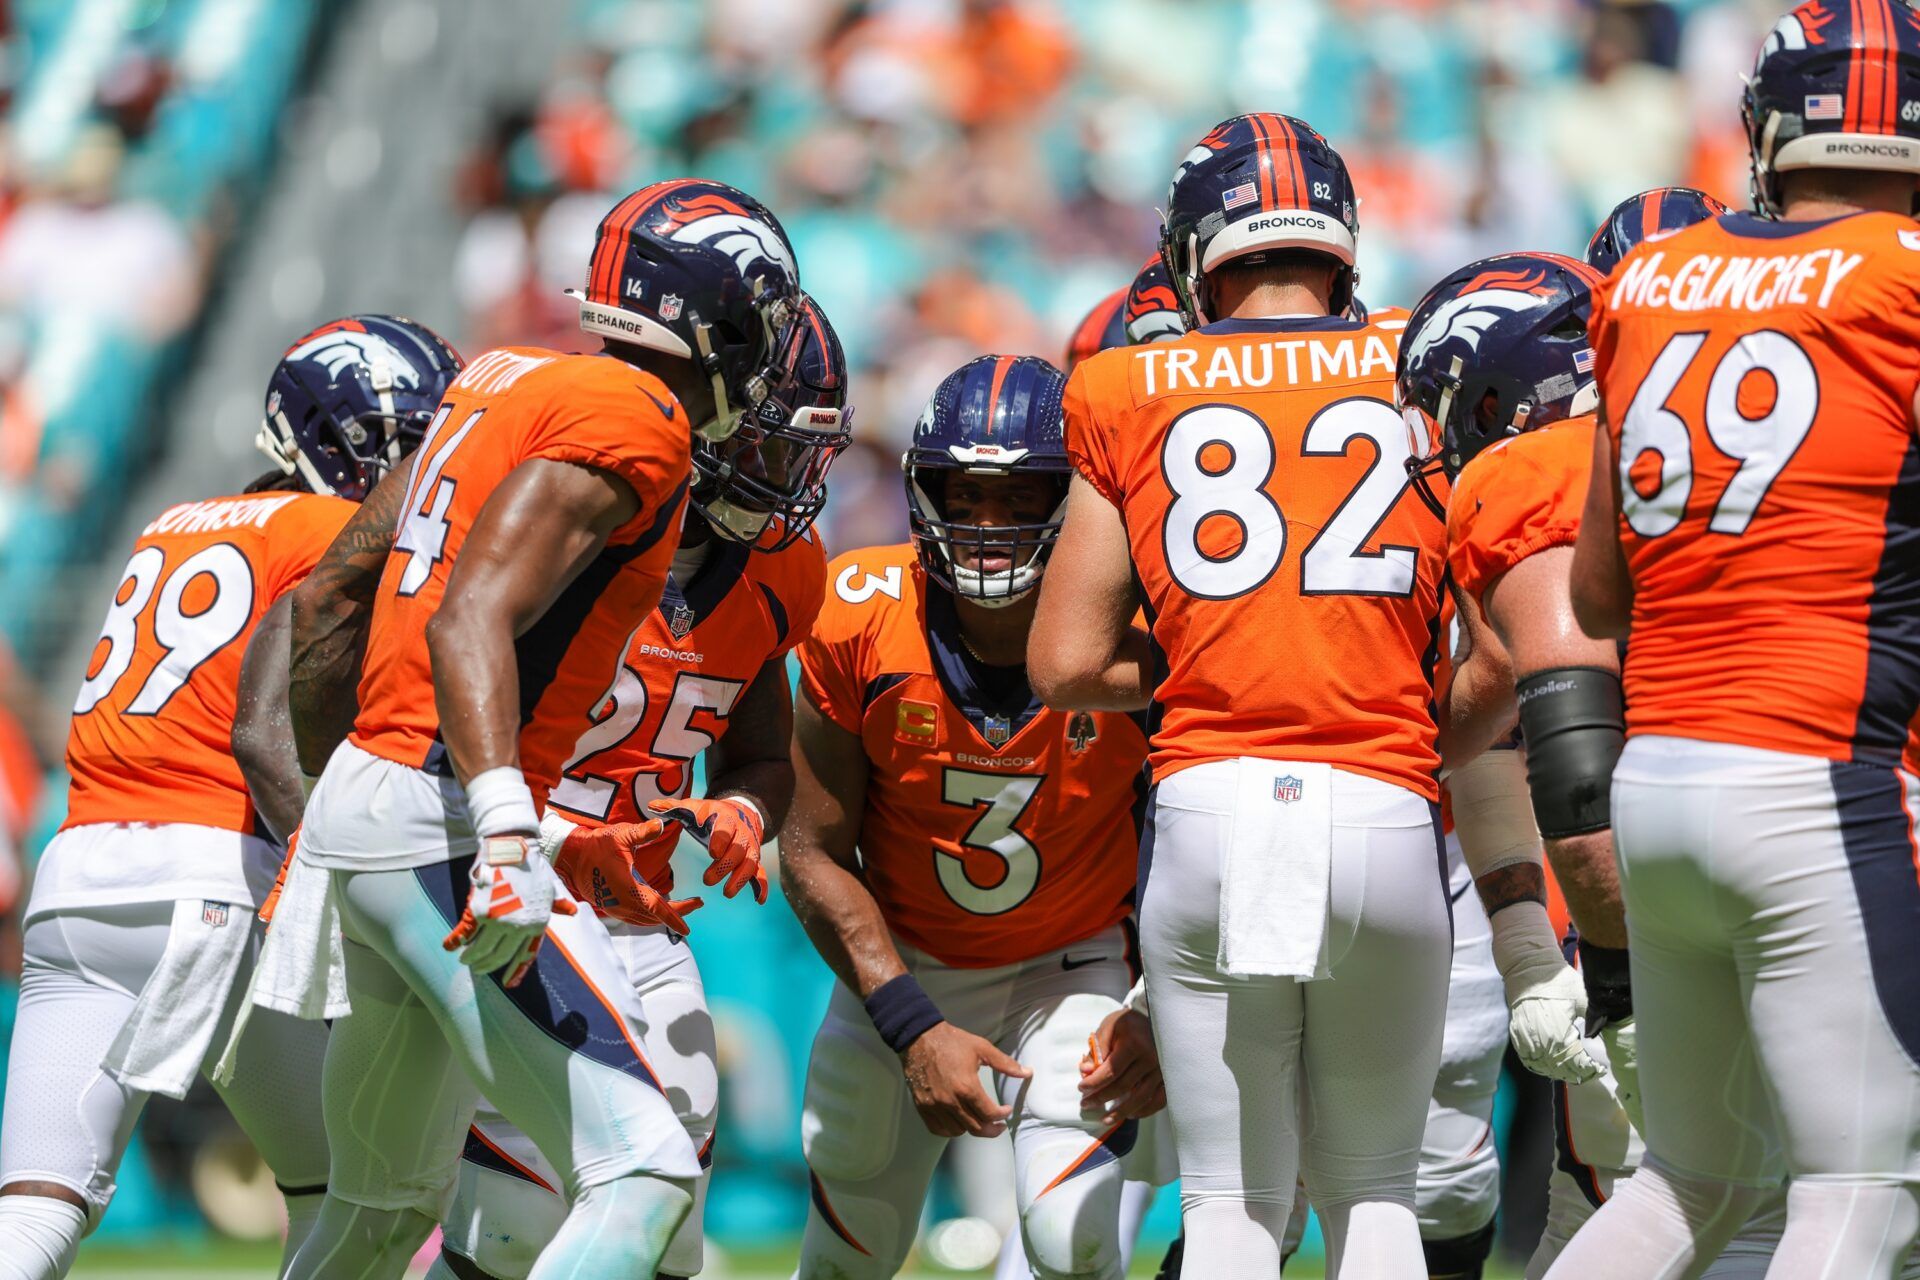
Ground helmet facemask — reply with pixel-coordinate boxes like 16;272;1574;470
905;462;1069;608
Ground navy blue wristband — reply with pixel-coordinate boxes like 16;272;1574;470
864;974;944;1054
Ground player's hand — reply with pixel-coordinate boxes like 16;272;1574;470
549;820;703;935
1602;1017;1643;1134
646;796;769;903
1079;1008;1166;1120
1503;956;1604;1084
1489;901;1604;1084
441;838;578;988
900;1022;1031;1139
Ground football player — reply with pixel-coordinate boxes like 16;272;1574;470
0;315;461;1280
261;180;807;1280
427;298;851;1280
1063;257;1184;372
782;354;1159;1280
1551;5;1920;1276
1032;113;1452;1278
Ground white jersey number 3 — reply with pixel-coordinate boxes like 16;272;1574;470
936;768;1044;916
1160;398;1419;600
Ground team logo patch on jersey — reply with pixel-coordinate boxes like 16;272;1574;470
669;603;696;639
1273;775;1304;804
897;699;938;745
201;901;229;927
1067;712;1098;753
982;714;1012;747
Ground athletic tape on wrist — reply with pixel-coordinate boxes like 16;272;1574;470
1488;900;1566;977
864;974;945;1054
465;766;539;838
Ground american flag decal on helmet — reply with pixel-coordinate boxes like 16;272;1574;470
1574;348;1596;374
1222;181;1257;212
1805;93;1844;119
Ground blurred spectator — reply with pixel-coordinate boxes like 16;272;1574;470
1540;4;1689;224
0;123;200;341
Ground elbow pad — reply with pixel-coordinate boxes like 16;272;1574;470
1516;666;1625;840
1446;747;1542;880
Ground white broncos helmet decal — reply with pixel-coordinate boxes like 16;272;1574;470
1403;284;1555;369
667;212;797;288
285;329;421;392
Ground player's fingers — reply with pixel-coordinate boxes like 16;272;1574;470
748;865;769;905
504;938;543;989
958;1081;1014;1136
550;898;578;917
976;1039;1031;1080
441;910;477;953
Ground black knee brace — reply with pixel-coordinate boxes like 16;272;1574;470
1516;665;1624;839
1423;1217;1497;1279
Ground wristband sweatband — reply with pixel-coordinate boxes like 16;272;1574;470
864;974;944;1054
1578;940;1633;1035
466;766;539;838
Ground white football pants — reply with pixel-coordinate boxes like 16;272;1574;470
440;923;715;1277
1543;737;1920;1280
1140;760;1451;1280
0;901;329;1277
288;859;698;1280
795;926;1137;1279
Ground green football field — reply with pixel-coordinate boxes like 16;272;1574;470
66;1237;1532;1279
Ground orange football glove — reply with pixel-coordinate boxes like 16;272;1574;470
259;831;298;926
551;820;704;936
646;796;769;903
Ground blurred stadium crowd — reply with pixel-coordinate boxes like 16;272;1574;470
0;0;1790;1262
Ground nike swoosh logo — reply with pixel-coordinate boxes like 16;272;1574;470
1061;954;1107;972
639;386;677;421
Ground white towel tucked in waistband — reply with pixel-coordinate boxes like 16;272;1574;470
1218;758;1333;980
212;853;347;1086
102;898;253;1098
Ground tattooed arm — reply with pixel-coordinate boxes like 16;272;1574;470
288;457;413;775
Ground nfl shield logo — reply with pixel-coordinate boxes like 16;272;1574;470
659;293;684;321
983;714;1012;747
669;603;696;639
1273;775;1303;804
201;901;229;927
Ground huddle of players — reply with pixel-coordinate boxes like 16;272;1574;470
3;2;1920;1278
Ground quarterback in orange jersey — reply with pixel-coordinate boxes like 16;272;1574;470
1030;114;1452;1279
258;181;814;1280
781;355;1161;1280
426;299;849;1280
1554;8;1920;1279
0;316;462;1280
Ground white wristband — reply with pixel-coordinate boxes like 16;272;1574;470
1448;747;1542;879
538;810;580;861
1121;975;1151;1020
465;766;539;838
722;793;767;827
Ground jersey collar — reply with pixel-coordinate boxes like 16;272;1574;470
922;588;1045;749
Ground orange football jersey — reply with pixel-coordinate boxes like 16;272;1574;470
798;544;1148;969
351;347;691;803
1591;212;1920;765
547;524;827;888
1065;314;1447;799
64;491;356;834
1447;417;1595;606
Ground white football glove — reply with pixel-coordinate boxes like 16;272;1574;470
1491;901;1604;1084
442;835;577;987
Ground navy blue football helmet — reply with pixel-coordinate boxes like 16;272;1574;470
567;179;802;442
1162;113;1361;325
1123;255;1186;345
1586;187;1732;273
904;355;1070;607
1398;252;1606;510
1744;1;1920;215
692;294;851;550
258;314;463;501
